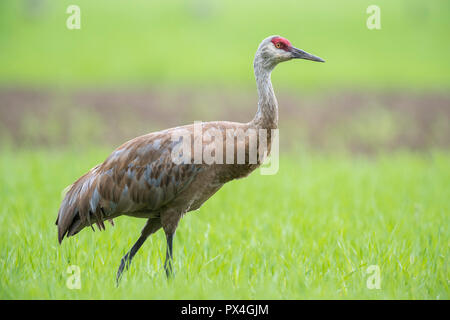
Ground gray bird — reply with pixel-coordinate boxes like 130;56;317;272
55;35;324;284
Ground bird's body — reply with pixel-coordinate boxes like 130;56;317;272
56;35;324;282
56;121;260;240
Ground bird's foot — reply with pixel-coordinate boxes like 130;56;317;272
116;253;131;286
164;262;174;279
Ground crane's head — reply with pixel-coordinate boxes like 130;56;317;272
255;35;325;70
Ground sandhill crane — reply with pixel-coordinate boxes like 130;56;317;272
56;35;324;284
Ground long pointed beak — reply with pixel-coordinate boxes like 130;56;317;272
290;47;325;62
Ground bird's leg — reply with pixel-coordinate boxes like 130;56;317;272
164;232;174;278
116;218;161;286
116;236;145;284
161;210;181;279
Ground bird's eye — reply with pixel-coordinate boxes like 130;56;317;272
275;43;281;49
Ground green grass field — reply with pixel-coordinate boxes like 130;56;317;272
0;148;448;299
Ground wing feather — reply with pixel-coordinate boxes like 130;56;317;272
56;129;202;243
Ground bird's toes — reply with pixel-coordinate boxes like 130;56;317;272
116;254;131;285
164;264;174;279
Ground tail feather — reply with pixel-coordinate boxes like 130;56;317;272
56;168;112;244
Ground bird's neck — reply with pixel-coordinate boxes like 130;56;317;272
251;61;278;130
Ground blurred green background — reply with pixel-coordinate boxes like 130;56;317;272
0;0;449;151
1;0;450;89
0;0;449;299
